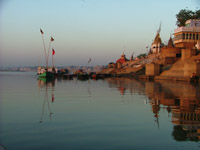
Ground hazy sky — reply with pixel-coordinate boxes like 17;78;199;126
0;0;199;67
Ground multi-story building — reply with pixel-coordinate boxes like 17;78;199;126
173;19;200;49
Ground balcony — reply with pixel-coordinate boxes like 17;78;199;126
174;27;200;34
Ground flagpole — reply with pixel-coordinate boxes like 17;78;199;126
47;40;51;69
87;57;91;74
41;33;47;68
53;53;55;68
52;51;53;68
47;36;54;69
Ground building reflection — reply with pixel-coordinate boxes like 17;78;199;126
146;81;200;141
105;78;200;141
37;78;55;123
105;78;146;95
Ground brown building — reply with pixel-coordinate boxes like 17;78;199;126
116;53;129;64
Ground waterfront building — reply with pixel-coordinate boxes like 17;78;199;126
161;36;181;64
115;53;129;69
116;53;129;64
173;19;200;49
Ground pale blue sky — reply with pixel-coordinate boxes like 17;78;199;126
0;0;199;67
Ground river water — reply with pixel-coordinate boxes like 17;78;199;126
0;72;200;150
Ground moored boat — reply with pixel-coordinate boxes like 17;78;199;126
63;73;73;80
38;71;54;78
38;28;56;79
37;66;56;78
77;72;89;80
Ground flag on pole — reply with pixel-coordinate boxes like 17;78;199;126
40;28;44;34
52;48;55;55
51;36;54;41
88;57;91;64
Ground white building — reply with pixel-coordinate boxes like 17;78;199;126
173;19;200;49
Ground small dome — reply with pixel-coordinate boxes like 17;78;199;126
116;53;128;64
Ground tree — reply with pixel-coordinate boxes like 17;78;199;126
176;9;194;27
194;9;200;19
176;9;200;27
137;53;146;58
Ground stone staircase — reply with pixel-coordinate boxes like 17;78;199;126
159;59;185;77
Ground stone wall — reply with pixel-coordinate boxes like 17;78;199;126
161;47;181;58
117;62;122;69
146;64;160;76
163;57;176;65
181;49;196;61
184;62;200;77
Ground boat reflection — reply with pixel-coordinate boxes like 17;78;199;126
38;78;55;123
105;78;200;141
37;77;55;88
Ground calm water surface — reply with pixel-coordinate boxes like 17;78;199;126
0;72;200;150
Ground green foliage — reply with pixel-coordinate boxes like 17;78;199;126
172;125;200;142
176;9;200;27
137;53;146;58
172;125;187;141
195;9;200;18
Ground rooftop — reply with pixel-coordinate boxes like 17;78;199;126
174;19;200;34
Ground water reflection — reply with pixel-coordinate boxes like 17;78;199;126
105;78;145;95
38;78;55;123
105;78;200;141
146;81;200;142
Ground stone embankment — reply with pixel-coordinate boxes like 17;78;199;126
99;53;159;78
155;54;200;82
99;52;200;83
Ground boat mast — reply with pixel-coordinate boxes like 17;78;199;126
40;29;54;71
40;28;48;69
47;36;54;69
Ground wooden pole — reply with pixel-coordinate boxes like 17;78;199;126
41;34;47;68
47;36;54;69
47;40;52;69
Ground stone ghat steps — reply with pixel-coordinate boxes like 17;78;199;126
123;53;158;68
160;54;200;77
160;59;186;77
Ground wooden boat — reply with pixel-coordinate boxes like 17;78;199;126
77;72;89;80
37;66;55;78
38;71;54;78
63;73;73;80
38;28;55;79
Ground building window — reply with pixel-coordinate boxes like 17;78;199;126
193;34;195;40
186;33;188;39
183;33;185;39
197;34;199;40
189;33;192;39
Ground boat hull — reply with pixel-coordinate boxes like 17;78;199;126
38;72;54;78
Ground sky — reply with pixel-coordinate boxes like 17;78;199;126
0;0;199;67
